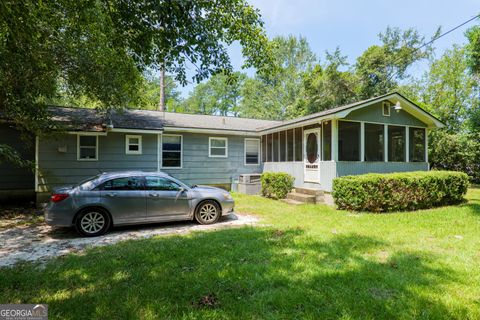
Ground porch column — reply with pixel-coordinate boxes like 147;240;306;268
360;122;365;162
384;124;388;162
405;126;410;162
425;128;429;169
332;119;338;161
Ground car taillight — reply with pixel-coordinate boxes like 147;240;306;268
51;193;69;203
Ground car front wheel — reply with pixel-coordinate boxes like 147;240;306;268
75;208;111;237
195;200;221;225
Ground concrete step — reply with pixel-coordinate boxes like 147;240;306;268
295;187;324;196
287;192;316;203
281;198;304;205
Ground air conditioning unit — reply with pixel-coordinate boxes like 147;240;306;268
238;174;262;195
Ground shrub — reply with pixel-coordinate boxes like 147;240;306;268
261;172;294;199
332;171;469;212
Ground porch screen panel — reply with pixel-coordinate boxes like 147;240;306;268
266;134;273;162
272;132;279;162
286;129;294;161
294;127;302;161
279;131;286;162
388;125;406;162
409;127;426;162
338;121;360;161
322;121;331;161
261;136;267;163
364;123;384;161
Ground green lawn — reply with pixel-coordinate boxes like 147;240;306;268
1;189;480;319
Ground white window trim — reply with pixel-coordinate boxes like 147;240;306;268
382;102;391;116
125;134;142;155
77;134;99;161
160;134;183;169
209;137;228;158
244;138;260;166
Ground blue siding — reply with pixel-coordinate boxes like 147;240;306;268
38;131;261;192
336;161;429;177
344;102;428;127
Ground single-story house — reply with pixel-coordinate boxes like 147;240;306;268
0;92;443;203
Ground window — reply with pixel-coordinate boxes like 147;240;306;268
272;132;279;162
388;125;406;162
266;134;273;162
245;139;260;165
294;127;302;161
409;127;426;162
364;123;384;161
77;135;98;160
279;131;286;161
338;121;360;161
162;134;182;168
125;135;142;155
322;121;332;161
102;177;143;191
209;137;228;158
286;129;294;161
382;102;391;116
145;176;181;191
261;136;267;163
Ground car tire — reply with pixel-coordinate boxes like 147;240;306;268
195;200;221;225
75;208;111;237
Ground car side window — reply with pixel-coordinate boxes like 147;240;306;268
145;176;181;191
102;177;144;191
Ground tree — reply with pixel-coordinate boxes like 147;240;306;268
0;0;273;162
355;27;436;98
295;48;358;116
182;72;246;116
140;73;183;112
465;24;480;78
407;46;477;133
240;35;317;119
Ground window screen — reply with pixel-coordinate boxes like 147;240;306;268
322;121;331;161
279;131;286;162
266;134;273;162
209;138;228;157
162;135;182;168
364;123;384;161
261;136;267;163
286;129;294;161
409;127;426;162
388;126;406;162
338;121;360;161
78;135;97;160
294;127;302;161
272;132;279;162
245;139;260;165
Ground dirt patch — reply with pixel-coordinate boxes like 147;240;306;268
0;213;258;268
0;205;42;230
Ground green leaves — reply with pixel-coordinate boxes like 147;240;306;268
261;172;295;200
332;171;469;212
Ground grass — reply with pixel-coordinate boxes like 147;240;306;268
1;189;479;319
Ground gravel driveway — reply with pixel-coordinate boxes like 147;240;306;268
0;213;258;268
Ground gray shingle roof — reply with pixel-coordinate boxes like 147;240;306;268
49;107;282;132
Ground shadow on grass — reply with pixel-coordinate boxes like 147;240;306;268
0;227;467;319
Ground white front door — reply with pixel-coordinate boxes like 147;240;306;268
304;128;320;183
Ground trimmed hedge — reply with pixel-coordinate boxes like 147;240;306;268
261;172;294;199
332;171;469;212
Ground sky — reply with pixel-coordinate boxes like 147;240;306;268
178;0;480;97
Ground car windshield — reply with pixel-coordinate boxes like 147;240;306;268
77;174;102;191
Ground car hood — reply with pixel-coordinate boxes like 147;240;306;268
190;185;228;194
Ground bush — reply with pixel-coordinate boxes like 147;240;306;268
261;172;294;199
332;171;469;212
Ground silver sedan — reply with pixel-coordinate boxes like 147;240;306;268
44;171;235;236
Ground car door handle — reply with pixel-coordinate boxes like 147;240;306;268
149;193;160;197
106;193;117;197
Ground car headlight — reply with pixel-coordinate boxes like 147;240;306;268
222;192;233;200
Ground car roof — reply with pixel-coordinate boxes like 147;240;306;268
98;171;170;180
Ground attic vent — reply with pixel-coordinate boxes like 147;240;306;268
222;118;226;125
382;102;391;117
